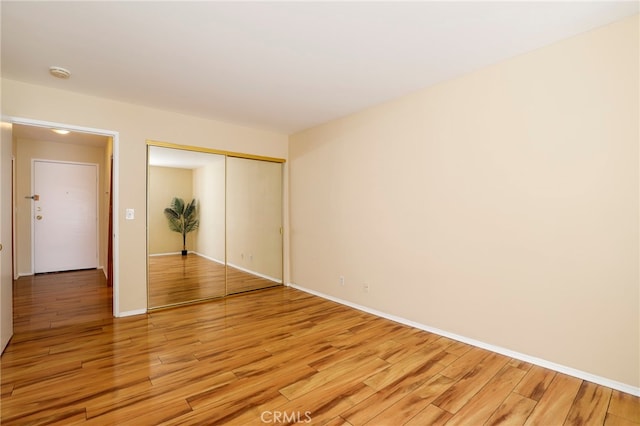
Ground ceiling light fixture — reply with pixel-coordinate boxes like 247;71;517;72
52;129;70;135
49;66;71;79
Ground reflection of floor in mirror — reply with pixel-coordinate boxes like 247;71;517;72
148;254;281;308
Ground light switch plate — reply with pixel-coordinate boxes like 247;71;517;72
125;208;135;220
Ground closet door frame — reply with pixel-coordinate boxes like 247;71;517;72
145;140;285;310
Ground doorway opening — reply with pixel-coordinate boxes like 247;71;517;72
9;118;119;319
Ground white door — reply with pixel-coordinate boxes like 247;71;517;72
0;121;13;353
34;161;98;273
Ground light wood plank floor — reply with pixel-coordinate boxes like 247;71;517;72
148;254;281;308
12;269;113;334
2;271;639;425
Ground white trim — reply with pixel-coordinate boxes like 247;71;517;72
12;155;17;281
111;131;120;317
148;252;225;266
7;118;115;138
98;265;107;281
8;117;121;317
227;262;282;284
288;282;640;397
191;252;225;265
116;309;146;318
148;254;281;283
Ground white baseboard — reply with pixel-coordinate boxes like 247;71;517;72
148;253;277;284
149;251;226;265
288;282;640;397
149;251;185;257
227;262;282;284
17;267;104;277
116;309;147;318
191;252;225;265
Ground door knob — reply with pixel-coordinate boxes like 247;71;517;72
36;215;43;220
0;243;3;251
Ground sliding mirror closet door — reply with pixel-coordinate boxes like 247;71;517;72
226;157;283;294
147;145;226;308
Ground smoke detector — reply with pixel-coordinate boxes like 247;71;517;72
49;66;71;79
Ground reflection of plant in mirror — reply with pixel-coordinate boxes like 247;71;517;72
163;197;199;255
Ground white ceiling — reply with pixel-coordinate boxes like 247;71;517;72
149;145;224;169
12;123;110;147
2;1;638;134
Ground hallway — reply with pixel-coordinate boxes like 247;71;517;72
12;269;112;334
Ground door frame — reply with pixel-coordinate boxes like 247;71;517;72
31;159;99;274
1;120;14;352
12;155;17;280
8;117;121;317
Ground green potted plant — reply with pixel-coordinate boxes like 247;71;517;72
163;197;199;255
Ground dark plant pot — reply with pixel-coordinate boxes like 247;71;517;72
181;250;188;256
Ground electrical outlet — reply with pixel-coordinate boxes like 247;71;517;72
363;283;370;293
339;276;345;287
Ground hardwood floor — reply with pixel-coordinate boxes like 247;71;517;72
148;254;281;308
2;271;639;425
12;269;112;334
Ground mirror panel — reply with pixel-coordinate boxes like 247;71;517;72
226;157;283;294
147;146;226;308
147;144;284;309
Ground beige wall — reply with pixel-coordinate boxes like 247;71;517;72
148;166;194;255
193;156;225;263
15;138;107;275
2;78;289;314
290;15;639;389
227;157;283;281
